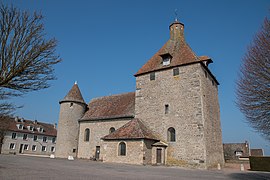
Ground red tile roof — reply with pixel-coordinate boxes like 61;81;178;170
60;83;85;104
102;118;158;140
135;21;199;76
80;92;135;121
5;117;57;136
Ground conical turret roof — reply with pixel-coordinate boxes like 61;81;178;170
60;82;85;104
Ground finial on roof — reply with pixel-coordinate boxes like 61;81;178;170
75;81;77;85
174;9;178;22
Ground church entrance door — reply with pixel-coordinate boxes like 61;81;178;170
156;148;162;164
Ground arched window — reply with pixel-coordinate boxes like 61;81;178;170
84;128;90;142
119;142;126;156
109;127;115;134
167;127;176;142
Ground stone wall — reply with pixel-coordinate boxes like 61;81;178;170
1;131;56;155
77;118;131;159
103;140;144;165
143;139;155;165
200;65;224;167
55;102;85;158
135;63;223;168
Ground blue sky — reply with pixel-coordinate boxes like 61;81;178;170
3;0;270;155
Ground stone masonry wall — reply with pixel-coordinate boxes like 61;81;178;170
143;139;155;165
103;140;144;165
135;63;207;168
199;65;224;167
55;102;85;158
77;118;131;160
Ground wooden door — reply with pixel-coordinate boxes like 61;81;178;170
156;148;162;164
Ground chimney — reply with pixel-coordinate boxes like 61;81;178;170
34;120;38;124
54;123;57;129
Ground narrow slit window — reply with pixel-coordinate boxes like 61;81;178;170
165;104;169;114
84;128;90;142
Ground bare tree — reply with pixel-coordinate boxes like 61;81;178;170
236;17;270;140
0;3;61;115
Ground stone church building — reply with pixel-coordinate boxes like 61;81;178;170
55;19;224;168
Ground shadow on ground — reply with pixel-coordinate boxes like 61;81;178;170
229;172;270;180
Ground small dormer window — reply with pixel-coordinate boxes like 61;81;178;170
37;127;44;133
17;124;23;130
161;53;172;66
27;126;34;131
235;151;243;157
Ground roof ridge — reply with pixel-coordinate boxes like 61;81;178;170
90;92;135;101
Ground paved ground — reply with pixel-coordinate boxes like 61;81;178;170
0;155;270;180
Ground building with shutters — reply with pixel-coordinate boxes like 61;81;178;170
55;19;224;169
1;117;57;156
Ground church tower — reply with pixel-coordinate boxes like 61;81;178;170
134;19;224;168
55;82;87;158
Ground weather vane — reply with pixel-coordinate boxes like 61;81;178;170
174;9;178;22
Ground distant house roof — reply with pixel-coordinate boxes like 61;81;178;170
250;149;264;156
103;118;158;140
80;92;135;121
4;116;57;137
60;83;86;104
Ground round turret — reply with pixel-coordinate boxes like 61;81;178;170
55;82;87;158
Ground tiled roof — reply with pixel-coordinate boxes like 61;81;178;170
80;92;135;121
250;149;264;156
135;21;200;76
60;83;85;104
4;116;57;136
102;118;158;140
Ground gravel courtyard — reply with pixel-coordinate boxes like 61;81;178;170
0;155;269;180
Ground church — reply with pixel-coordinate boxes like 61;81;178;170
55;19;224;169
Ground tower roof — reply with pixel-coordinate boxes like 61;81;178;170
102;118;158;140
135;20;199;76
60;83;86;104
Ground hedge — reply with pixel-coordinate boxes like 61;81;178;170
249;156;270;172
